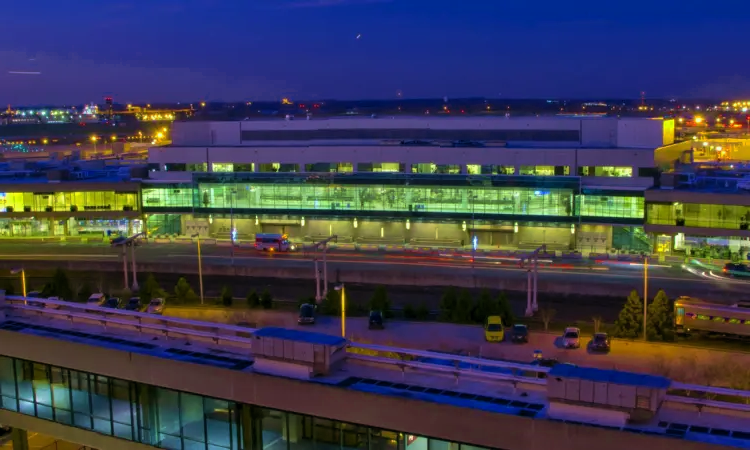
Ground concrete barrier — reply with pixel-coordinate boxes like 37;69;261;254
561;252;583;260
358;244;380;252
588;252;609;260
617;254;644;262
384;245;404;252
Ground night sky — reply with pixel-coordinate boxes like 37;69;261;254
3;0;750;105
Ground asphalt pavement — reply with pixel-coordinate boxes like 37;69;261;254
0;242;747;303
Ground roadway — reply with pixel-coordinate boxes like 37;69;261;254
0;242;746;300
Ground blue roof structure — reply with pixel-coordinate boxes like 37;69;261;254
548;364;671;389
254;327;347;346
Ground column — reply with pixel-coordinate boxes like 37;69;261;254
240;405;261;450
11;429;29;450
138;385;161;446
63;218;70;237
282;413;303;444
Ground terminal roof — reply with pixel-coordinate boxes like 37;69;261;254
254;326;347;346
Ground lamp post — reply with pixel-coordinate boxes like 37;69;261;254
192;233;205;304
10;268;27;300
643;256;648;341
335;284;346;338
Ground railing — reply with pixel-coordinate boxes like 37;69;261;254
4;296;256;348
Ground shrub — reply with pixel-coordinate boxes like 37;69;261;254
221;286;233;307
174;277;198;303
246;290;260;308
260;289;273;309
439;287;458;321
403;304;417;319
415;303;431;320
370;285;392;317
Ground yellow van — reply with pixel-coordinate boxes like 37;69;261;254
484;316;505;342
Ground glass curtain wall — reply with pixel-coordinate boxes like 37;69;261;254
575;195;644;219
0;191;138;213
647;203;750;230
0;356;496;450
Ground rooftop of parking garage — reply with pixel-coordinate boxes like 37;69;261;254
3;302;750;448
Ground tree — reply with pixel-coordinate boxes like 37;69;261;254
370;286;392;317
246;290;260;309
403;304;417;319
646;290;674;342
497;291;515;328
320;289;341;315
612;290;644;339
452;289;474;323
415;303;431;320
473;289;498;324
140;273;166;303
221;286;233;307
79;282;93;303
439;287;458;321
45;268;72;300
174;277;198;303
540;307;556;331
260;289;273;309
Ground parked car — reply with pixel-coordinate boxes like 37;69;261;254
102;297;122;309
510;324;529;343
369;310;385;330
146;298;165;314
86;293;107;307
723;263;750;278
124;297;142;311
589;332;611;352
484;315;505;342
562;327;581;349
298;303;316;325
529;357;576;379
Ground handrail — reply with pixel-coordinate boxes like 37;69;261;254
665;395;750;413
671;382;750;399
5;295;258;334
347;352;547;386
349;342;551;375
9;303;255;347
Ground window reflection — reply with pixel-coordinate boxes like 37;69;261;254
0;356;499;450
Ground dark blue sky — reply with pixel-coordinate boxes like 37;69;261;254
3;0;750;104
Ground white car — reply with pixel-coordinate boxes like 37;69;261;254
146;298;165;315
563;327;581;349
86;293;107;307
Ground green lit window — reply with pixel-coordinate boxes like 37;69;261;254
713;316;726;323
576;195;644;219
696;314;710;320
520;166;555;176
728;318;741;324
579;166;633;177
466;164;481;175
211;163;233;172
647;202;750;229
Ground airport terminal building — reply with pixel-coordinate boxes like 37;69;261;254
9;114;750;255
138;116;678;252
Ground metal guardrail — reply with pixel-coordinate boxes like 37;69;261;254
4;296;257;347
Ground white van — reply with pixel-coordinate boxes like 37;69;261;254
87;293;106;307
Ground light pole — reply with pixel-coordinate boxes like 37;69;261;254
10;268;27;300
335;284;346;338
90;135;98;152
643;256;648;341
192;233;205;304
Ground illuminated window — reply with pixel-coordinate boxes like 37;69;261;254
696;314;710;320
578;166;633;177
712;316;726;323
466;164;481;175
728;318;741;324
211;163;233;173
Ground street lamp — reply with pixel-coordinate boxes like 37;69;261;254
191;233;205;304
90;135;98;152
10;268;27;299
334;284;346;337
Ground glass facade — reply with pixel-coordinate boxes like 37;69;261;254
576;195;644;219
0;191;138;213
144;183;576;219
141;174;647;224
0;355;494;450
647;203;750;230
578;166;633;177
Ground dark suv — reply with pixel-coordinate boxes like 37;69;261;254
369;310;384;330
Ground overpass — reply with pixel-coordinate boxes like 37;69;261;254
0;294;749;450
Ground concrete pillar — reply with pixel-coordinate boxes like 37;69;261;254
11;429;29;450
63;218;70;237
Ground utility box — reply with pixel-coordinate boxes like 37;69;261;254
546;364;670;426
252;327;347;379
